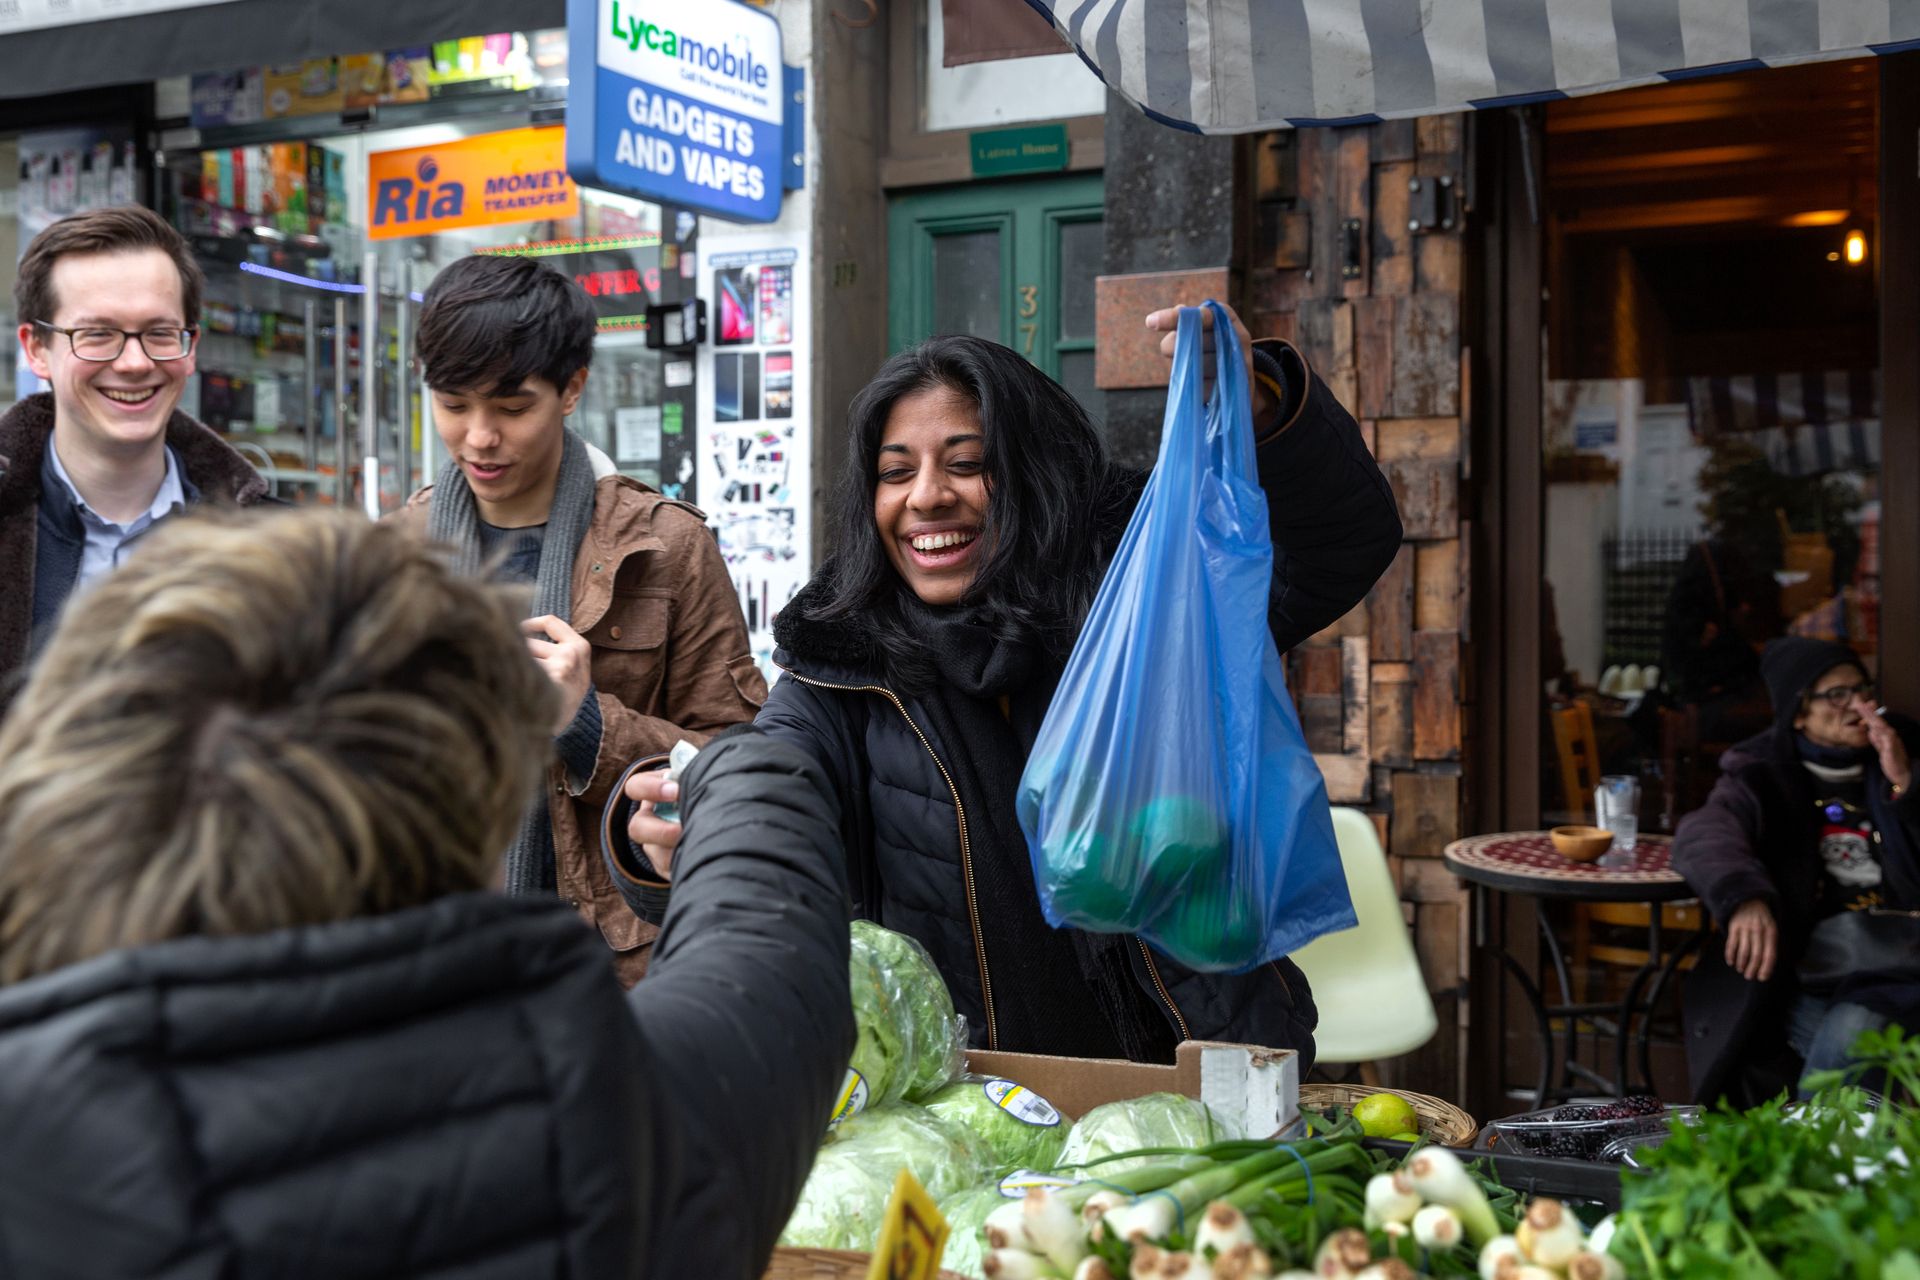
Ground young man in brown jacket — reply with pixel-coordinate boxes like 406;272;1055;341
394;254;764;984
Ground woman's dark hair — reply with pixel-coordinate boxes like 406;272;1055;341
811;335;1114;688
415;254;596;395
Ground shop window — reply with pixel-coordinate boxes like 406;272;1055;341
155;63;695;513
922;0;1105;131
1537;60;1883;833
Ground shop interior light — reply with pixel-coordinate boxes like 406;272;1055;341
1845;229;1868;264
237;262;365;294
1785;209;1850;227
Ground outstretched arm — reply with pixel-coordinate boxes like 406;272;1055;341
626;731;853;1278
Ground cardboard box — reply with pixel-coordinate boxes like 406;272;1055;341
964;1040;1299;1140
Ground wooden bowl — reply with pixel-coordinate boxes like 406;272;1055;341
1550;825;1615;862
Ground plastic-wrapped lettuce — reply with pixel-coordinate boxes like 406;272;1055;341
936;1183;1011;1280
778;1144;896;1251
851;921;967;1103
827;1102;991;1204
843;926;909;1116
1055;1092;1236;1174
923;1075;1068;1175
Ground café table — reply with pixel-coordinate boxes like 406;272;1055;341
1443;831;1703;1107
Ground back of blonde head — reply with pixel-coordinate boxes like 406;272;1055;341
0;509;556;985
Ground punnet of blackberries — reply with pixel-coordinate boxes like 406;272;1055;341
1497;1094;1674;1159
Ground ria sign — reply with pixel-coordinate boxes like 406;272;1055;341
366;128;577;240
567;0;803;224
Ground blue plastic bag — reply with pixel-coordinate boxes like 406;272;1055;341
1015;301;1356;973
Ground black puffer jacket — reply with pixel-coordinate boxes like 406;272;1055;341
0;732;852;1280
748;347;1400;1067
1670;715;1920;1104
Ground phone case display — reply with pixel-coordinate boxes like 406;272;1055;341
715;266;757;345
758;264;793;345
700;245;811;677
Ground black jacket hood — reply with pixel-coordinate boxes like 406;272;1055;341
0;893;648;1279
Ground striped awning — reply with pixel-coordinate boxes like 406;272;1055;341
1024;0;1920;132
1687;370;1882;477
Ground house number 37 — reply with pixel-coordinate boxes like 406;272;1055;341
1018;285;1039;356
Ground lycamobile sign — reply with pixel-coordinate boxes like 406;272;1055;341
609;2;770;87
566;0;800;224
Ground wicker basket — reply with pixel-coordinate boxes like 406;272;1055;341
764;1248;969;1280
1298;1082;1478;1147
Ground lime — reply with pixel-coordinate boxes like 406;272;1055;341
1352;1092;1421;1139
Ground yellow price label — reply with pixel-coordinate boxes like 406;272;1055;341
867;1168;950;1280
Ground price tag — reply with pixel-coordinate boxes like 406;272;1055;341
826;1067;870;1130
866;1169;949;1280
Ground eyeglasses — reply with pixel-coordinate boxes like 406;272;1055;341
32;321;197;362
1809;680;1876;708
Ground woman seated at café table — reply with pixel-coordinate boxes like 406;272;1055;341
1672;636;1920;1104
607;304;1403;1072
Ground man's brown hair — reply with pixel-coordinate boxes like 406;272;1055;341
0;509;556;985
13;204;205;328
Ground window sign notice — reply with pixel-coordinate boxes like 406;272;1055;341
567;0;790;223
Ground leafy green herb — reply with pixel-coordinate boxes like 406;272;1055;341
1612;1026;1920;1279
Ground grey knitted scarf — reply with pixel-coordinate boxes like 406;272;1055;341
426;428;599;895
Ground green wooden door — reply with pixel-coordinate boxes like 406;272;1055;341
888;173;1105;421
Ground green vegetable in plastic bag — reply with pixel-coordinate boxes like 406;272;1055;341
781;1104;996;1255
1055;1092;1236;1174
828;1102;992;1204
844;926;909;1112
935;1182;1009;1279
923;1075;1068;1175
852;920;967;1103
778;1144;895;1251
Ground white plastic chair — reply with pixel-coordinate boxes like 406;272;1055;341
1288;807;1439;1073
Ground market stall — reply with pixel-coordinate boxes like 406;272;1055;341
771;920;1918;1279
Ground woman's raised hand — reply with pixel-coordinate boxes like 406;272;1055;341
1144;302;1274;423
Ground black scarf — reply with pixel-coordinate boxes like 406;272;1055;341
903;599;1177;1062
1795;734;1872;770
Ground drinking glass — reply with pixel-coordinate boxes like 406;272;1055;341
1594;775;1640;868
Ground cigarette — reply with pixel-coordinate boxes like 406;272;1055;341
1877;705;1889;717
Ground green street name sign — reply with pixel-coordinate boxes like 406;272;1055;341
969;124;1070;178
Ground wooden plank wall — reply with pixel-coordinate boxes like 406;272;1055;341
1252;117;1473;1102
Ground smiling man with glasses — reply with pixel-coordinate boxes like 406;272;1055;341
1;206;271;686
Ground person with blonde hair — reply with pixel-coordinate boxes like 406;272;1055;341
0;508;853;1279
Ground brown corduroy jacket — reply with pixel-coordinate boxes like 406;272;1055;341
394;469;766;986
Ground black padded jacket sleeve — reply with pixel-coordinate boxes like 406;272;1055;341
625;730;853;1279
1253;341;1405;652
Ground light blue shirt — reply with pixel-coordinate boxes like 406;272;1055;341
45;442;187;590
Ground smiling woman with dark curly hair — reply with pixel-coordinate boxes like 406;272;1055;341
609;304;1403;1072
